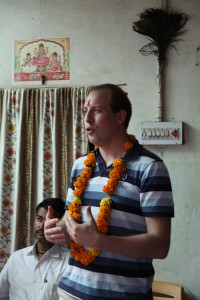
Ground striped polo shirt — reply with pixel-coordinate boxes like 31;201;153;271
59;140;174;300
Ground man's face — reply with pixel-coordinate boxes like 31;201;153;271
84;89;122;147
33;207;49;245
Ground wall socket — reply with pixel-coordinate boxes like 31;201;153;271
137;121;183;145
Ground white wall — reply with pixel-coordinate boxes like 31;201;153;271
0;0;199;299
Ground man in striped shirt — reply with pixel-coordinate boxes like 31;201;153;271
45;84;174;300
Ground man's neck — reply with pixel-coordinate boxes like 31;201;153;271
99;133;130;167
36;241;53;259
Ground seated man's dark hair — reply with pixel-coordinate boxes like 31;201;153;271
36;198;65;219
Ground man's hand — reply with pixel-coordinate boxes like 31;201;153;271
44;206;68;244
66;206;99;248
66;207;171;259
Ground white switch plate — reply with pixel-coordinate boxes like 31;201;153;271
137;121;183;145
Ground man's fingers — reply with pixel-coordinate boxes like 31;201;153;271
86;206;95;224
45;226;64;236
86;206;92;218
50;238;68;244
44;226;68;243
66;213;78;237
46;232;66;240
44;217;58;230
46;205;54;220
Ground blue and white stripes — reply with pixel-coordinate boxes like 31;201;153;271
59;141;174;299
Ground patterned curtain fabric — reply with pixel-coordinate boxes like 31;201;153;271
0;88;73;271
72;86;92;160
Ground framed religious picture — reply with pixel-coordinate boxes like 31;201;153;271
14;37;70;82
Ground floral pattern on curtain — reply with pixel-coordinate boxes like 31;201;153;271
72;86;92;160
0;88;73;271
0;90;19;268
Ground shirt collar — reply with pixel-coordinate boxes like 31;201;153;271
27;242;63;258
124;139;142;161
94;139;142;169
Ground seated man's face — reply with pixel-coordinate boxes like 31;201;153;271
34;207;52;245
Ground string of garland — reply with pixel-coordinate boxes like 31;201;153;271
67;134;136;266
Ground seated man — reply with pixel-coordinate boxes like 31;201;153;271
0;198;69;300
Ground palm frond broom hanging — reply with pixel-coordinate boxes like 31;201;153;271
133;8;190;121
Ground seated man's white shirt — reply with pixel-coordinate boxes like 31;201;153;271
0;243;69;300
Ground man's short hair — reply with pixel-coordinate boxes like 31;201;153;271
90;84;132;129
36;198;65;219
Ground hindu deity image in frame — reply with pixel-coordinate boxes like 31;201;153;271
14;37;70;82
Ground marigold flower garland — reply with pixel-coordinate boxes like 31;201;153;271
67;134;136;266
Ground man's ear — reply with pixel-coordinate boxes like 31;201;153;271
117;110;126;126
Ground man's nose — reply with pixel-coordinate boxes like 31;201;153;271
84;110;93;123
39;221;45;229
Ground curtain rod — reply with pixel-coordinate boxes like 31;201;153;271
0;83;127;89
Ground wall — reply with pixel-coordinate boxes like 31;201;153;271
0;0;199;299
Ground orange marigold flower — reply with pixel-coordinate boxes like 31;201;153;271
73;188;83;197
74;177;88;189
96;220;109;234
80;168;92;180
129;134;136;142
84;153;96;167
70;240;80;249
124;142;133;151
109;178;118;186
68;204;80;213
71;212;82;222
109;169;120;179
97;212;110;223
113;158;124;166
80;250;95;266
103;179;115;195
124;134;136;151
99;206;111;216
